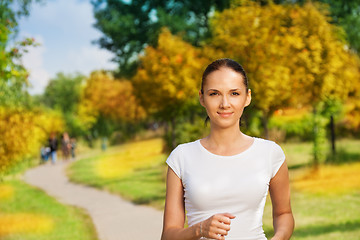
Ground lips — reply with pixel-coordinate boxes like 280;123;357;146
218;112;233;117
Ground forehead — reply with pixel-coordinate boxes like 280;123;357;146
204;67;245;89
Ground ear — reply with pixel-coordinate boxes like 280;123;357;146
245;89;252;107
199;90;205;107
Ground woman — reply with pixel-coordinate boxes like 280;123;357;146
161;59;294;240
61;132;71;161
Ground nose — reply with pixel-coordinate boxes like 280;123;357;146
220;95;230;108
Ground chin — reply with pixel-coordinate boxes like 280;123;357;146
211;120;240;129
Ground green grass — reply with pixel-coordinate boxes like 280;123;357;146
68;139;167;209
282;141;313;168
68;138;360;239
0;180;98;240
281;138;360;168
262;192;360;239
68;154;167;208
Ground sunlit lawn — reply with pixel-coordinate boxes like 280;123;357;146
68;138;167;208
68;137;360;239
0;180;98;240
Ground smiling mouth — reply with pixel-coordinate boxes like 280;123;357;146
218;112;233;117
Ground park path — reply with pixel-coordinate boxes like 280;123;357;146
23;160;163;240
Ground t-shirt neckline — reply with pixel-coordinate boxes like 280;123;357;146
197;137;257;159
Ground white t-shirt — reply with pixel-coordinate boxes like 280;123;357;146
166;137;285;240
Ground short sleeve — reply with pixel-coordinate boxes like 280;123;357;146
270;142;286;179
166;145;183;179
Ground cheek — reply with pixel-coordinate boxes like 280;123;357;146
204;97;221;110
233;96;248;106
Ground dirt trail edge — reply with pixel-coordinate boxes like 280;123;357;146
23;161;163;240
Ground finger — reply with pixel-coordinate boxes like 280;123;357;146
222;213;236;219
222;222;231;231
209;232;225;240
215;227;229;236
208;226;228;237
214;220;231;231
215;215;232;225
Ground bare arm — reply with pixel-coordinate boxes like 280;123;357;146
161;167;234;240
269;161;294;240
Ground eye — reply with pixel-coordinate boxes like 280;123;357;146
209;92;219;96
231;92;240;96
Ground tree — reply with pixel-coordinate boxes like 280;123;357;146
78;71;145;143
207;2;295;138
0;106;64;176
41;72;85;137
340;66;360;136
0;0;60;176
132;28;206;149
43;72;84;113
207;1;359;165
0;0;40;107
81;71;145;122
329;0;360;53
270;0;360;53
283;3;359;164
91;0;230;76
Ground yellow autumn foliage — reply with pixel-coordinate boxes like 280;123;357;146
0;213;54;236
79;71;145;128
343;100;360;131
208;1;360;114
284;3;360;105
96;138;165;179
132;28;206;115
0;107;64;174
208;2;293;115
341;74;360;130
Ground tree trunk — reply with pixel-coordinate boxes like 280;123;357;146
101;137;107;151
162;121;169;153
313;107;319;168
171;118;177;149
330;115;336;156
261;116;269;139
312;106;326;169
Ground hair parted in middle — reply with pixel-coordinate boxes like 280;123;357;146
201;58;249;94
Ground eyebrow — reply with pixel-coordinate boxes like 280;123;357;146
206;88;242;92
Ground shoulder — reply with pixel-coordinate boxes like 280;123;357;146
254;137;282;149
253;138;285;160
169;140;200;156
166;140;200;179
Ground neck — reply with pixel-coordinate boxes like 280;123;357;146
207;124;245;147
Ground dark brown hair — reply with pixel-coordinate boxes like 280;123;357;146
201;58;249;94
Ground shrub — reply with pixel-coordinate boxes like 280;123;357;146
269;109;313;141
0;107;64;176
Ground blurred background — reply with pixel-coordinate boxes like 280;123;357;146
1;0;359;239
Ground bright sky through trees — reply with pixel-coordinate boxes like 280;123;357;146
17;0;117;95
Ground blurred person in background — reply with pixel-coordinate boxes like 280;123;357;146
162;59;294;240
70;137;77;160
48;132;58;164
40;145;50;163
61;132;71;161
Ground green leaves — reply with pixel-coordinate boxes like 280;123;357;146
0;1;40;107
91;0;231;76
42;73;84;114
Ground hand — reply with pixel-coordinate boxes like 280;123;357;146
200;213;235;240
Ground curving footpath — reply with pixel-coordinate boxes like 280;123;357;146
23;161;163;240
